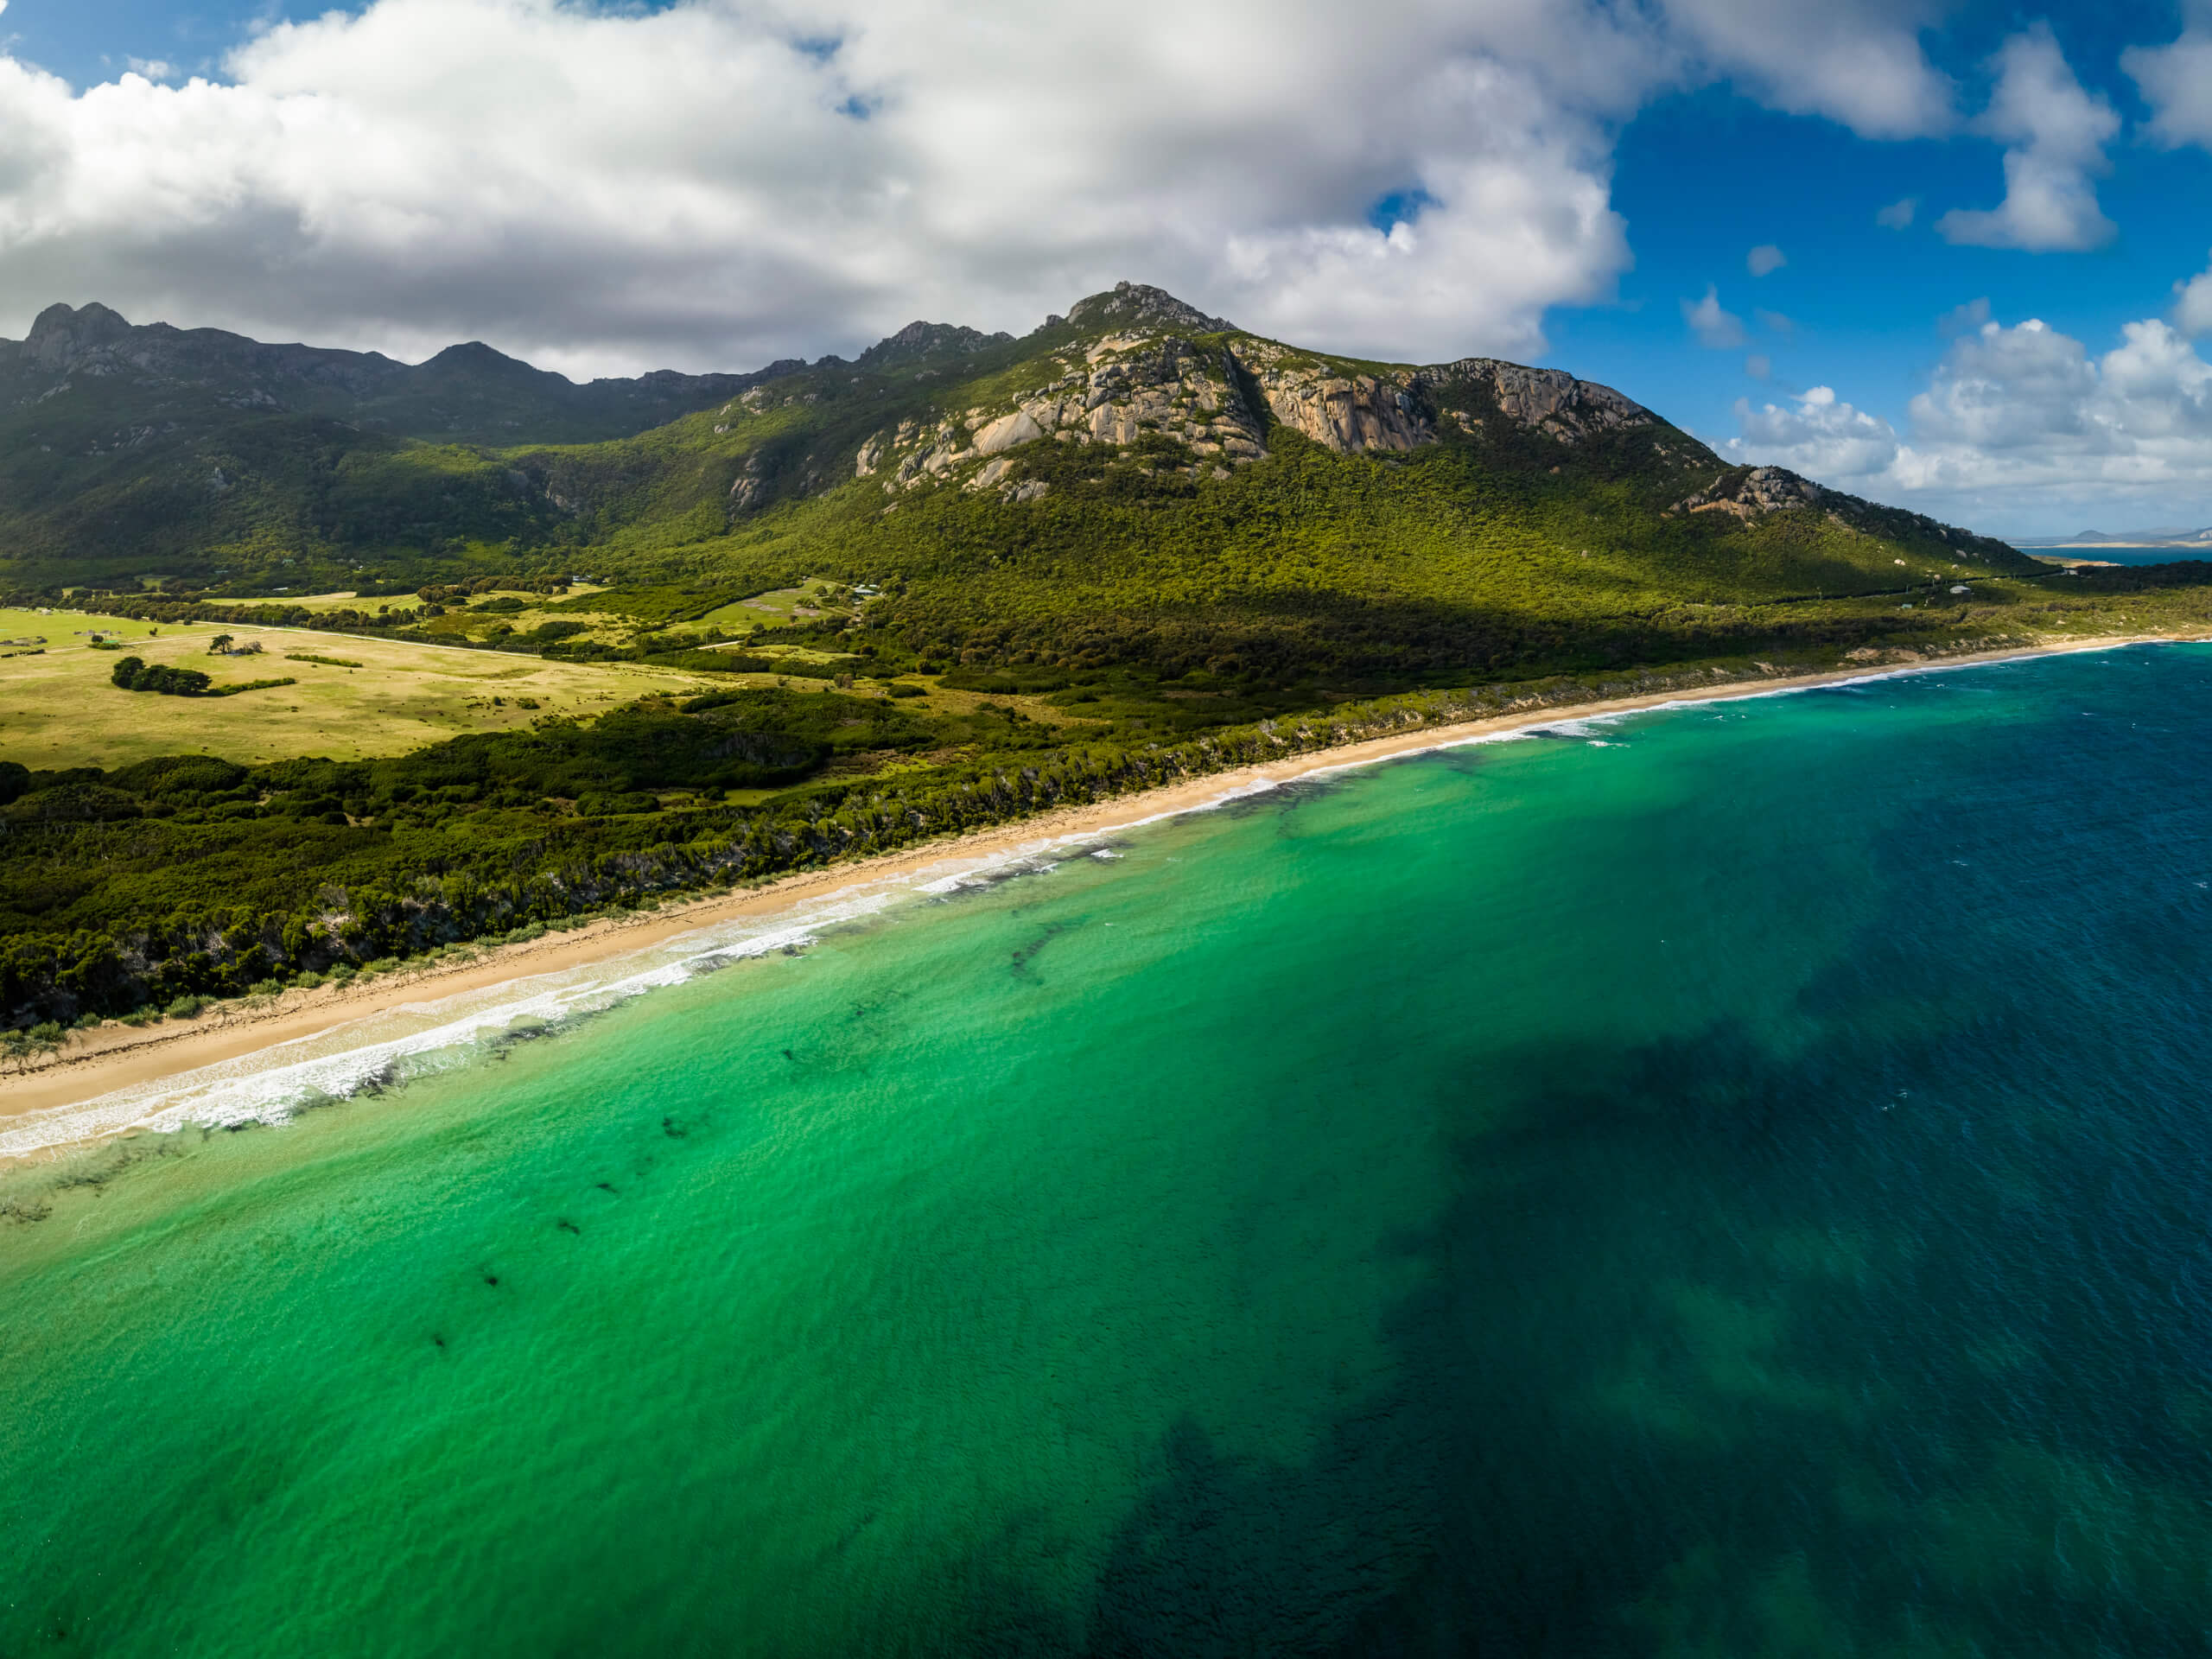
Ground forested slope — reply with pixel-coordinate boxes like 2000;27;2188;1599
6;283;2177;1033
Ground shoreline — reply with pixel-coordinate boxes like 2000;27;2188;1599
2;630;2193;1154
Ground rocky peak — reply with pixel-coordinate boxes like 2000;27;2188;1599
23;302;135;369
843;326;1681;512
857;321;1015;371
1065;282;1234;336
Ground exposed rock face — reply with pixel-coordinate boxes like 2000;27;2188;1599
1676;466;1822;520
846;282;1668;505
971;410;1045;454
1430;359;1653;442
1235;341;1430;453
728;451;768;509
1268;378;1427;451
22;302;133;370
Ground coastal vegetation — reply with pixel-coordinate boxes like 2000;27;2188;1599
8;283;2212;1027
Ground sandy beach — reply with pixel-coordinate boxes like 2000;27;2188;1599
1;632;2188;1147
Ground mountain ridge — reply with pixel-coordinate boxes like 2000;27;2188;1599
0;282;2037;693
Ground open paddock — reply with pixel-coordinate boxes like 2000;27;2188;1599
0;607;727;770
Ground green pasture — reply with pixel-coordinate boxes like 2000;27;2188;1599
0;607;724;770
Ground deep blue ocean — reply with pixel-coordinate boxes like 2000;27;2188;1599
6;645;2212;1655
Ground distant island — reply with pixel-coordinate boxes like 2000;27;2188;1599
2014;526;2212;550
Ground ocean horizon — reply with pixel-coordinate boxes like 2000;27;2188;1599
10;642;2212;1654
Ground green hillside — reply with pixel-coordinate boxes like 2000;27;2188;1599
10;283;2203;1028
1;283;2041;683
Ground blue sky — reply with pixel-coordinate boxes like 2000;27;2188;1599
1;0;2209;537
1553;18;2212;534
1;0;309;83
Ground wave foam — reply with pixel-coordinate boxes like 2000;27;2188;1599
18;643;2153;1161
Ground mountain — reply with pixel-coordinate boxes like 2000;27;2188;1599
0;281;2040;687
0;301;825;586
2044;527;2212;547
1;301;795;442
0;285;2145;1023
465;280;2037;685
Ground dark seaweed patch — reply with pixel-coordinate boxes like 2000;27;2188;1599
1010;920;1074;982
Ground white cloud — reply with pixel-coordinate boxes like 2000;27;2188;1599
2124;1;2212;149
1732;384;1904;479
1728;305;2212;532
1745;353;1771;378
1875;195;1917;228
1746;243;1785;276
0;0;1968;376
1682;284;1748;349
1660;0;1955;138
1753;307;1795;335
1937;26;2118;252
2174;252;2212;336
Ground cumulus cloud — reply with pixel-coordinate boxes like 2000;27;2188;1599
2124;1;2212;149
1745;353;1771;379
1875;195;1917;228
1753;308;1795;335
2174;253;2212;336
1746;243;1786;276
1937;26;2118;252
1660;0;1955;138
1733;384;1904;479
1729;303;2212;531
0;0;1968;376
1682;284;1748;348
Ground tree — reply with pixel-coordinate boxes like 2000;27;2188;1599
112;658;213;696
209;633;234;653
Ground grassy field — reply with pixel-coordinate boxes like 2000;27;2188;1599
0;607;729;770
198;590;372;613
694;580;846;632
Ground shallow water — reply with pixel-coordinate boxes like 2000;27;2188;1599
8;646;2212;1655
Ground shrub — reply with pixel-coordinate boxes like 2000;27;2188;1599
162;995;211;1020
112;657;213;696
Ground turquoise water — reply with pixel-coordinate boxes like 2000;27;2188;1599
9;646;2212;1654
